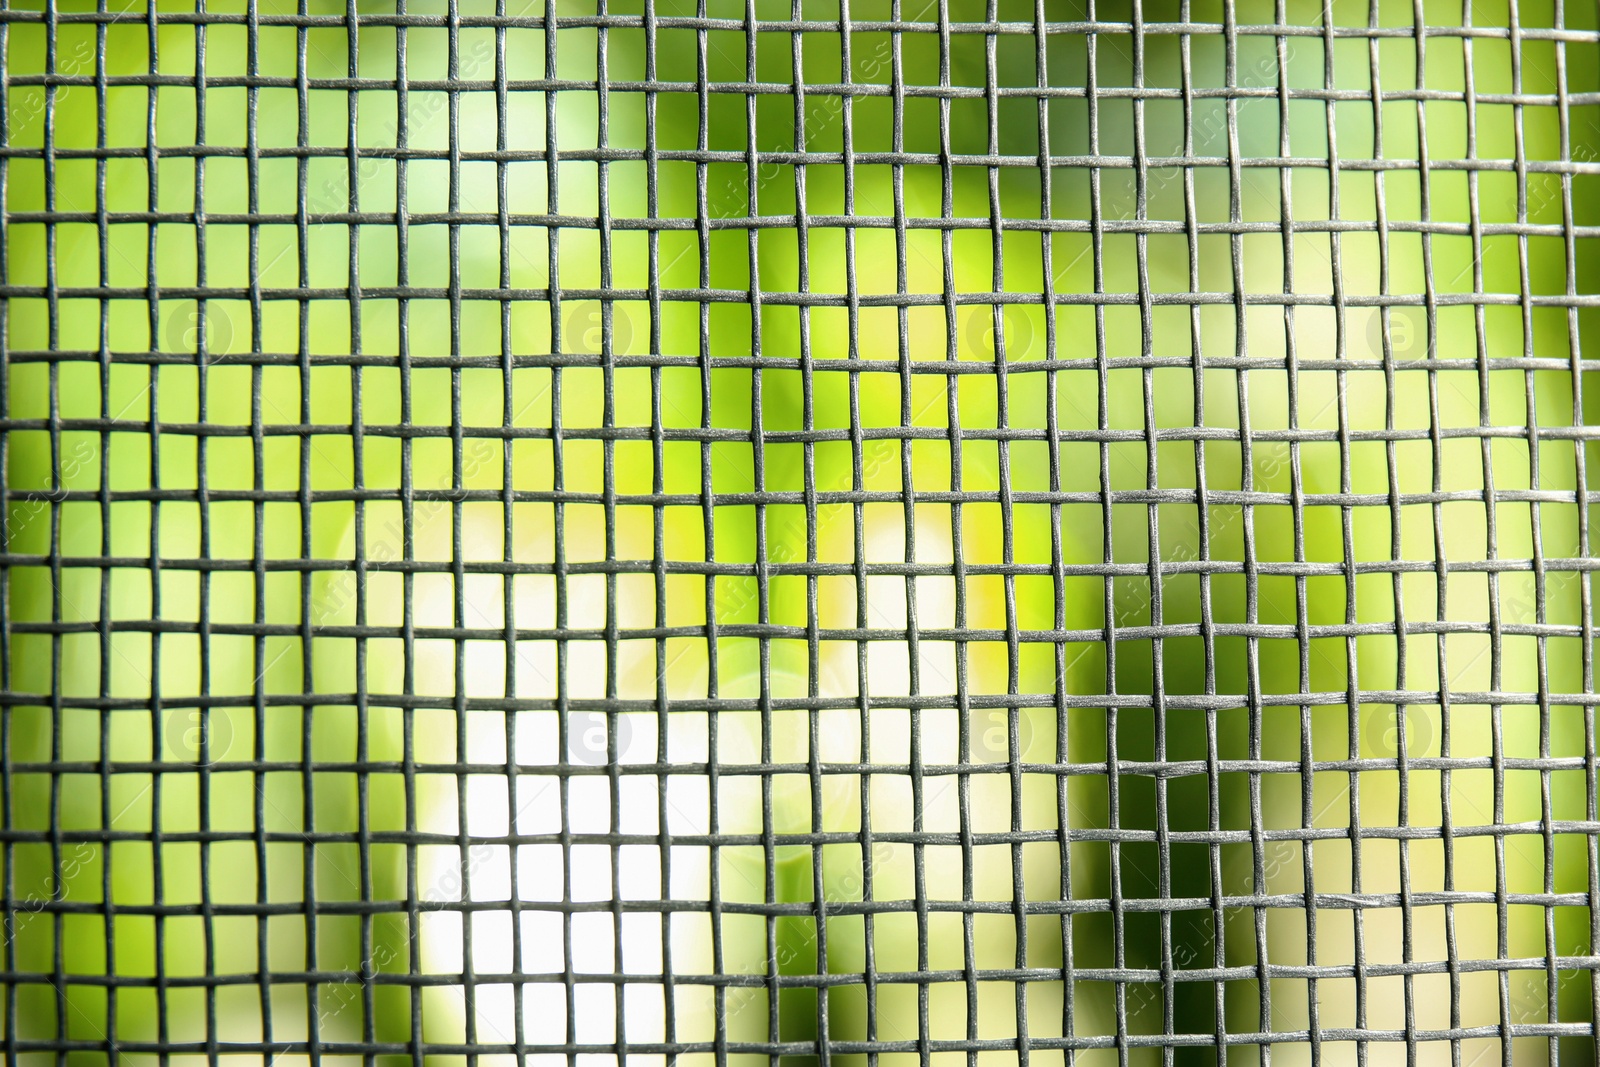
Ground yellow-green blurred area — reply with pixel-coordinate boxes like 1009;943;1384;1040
2;0;1598;1065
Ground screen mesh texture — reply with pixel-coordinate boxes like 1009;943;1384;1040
0;2;1598;1067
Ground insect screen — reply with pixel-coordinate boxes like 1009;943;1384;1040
1;2;1597;1067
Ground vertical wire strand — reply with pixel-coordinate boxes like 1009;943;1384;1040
92;2;117;1061
1460;3;1513;1064
1549;0;1600;1052
0;0;11;1046
1276;4;1320;1065
1409;2;1463;1064
493;4;530;1061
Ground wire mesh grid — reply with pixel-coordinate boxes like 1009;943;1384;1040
0;0;1597;1066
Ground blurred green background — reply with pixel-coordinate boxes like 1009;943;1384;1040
2;0;1597;1065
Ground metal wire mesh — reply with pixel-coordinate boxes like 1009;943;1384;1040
1;1;1598;1066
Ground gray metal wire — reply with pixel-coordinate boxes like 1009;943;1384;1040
1;1;1598;1066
